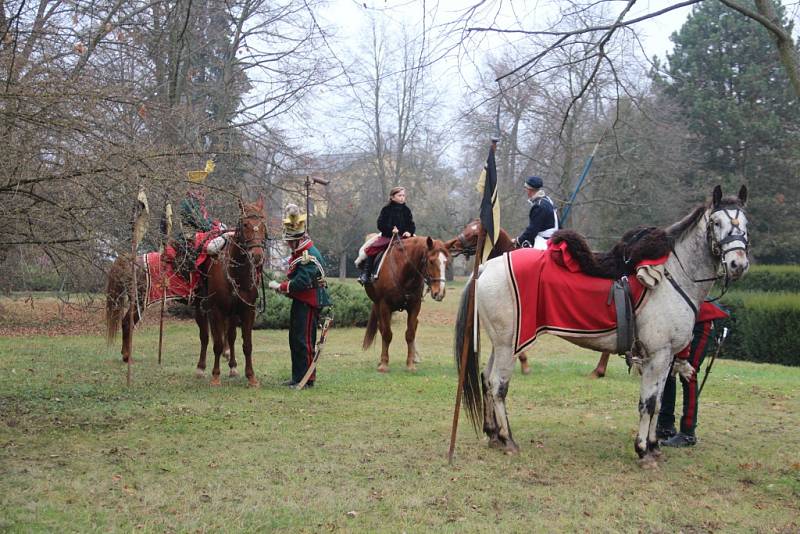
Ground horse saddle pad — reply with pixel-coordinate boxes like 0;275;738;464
144;252;194;307
504;241;657;354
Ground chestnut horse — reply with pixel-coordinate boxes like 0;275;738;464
105;247;224;374
204;197;267;387
362;235;450;372
445;220;531;375
105;197;266;386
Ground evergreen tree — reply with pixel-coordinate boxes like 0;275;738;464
660;0;800;262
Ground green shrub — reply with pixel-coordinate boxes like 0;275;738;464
719;291;800;366
253;279;371;330
736;264;800;292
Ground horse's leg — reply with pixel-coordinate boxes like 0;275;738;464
195;308;209;378
635;349;673;468
481;352;502;447
590;352;611;379
241;310;259;387
404;300;421;371
209;312;226;387
227;321;239;377
518;351;531;375
121;305;141;363
485;344;519;454
376;301;392;373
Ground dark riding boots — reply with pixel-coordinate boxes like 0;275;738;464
358;255;375;285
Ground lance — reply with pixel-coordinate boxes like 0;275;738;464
128;188;149;386
295;315;334;390
698;326;729;397
560;129;607;228
157;199;173;365
448;138;497;464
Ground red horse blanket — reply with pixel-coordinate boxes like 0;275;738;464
144;251;193;307
506;240;667;354
143;226;226;307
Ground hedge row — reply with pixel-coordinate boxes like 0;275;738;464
735;264;800;292
253;280;371;329
166;279;372;328
718;291;800;366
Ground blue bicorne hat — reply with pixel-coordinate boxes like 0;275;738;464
524;176;544;190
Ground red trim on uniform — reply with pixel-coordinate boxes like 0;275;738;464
305;307;316;382
683;322;712;431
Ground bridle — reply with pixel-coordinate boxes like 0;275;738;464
706;206;749;261
451;231;477;258
393;237;447;294
235;214;268;253
666;204;749;314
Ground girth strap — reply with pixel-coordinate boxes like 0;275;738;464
608;276;636;355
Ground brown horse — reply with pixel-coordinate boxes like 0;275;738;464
204;197;267;387
444;219;531;375
105;249;223;373
362;235;450;372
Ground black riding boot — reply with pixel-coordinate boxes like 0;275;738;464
358;255;374;285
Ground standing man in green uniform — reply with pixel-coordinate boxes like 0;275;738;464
270;204;331;389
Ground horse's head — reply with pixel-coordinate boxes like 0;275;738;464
236;196;267;266
445;219;482;257
707;185;749;280
422;236;451;301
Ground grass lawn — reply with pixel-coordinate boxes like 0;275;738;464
1;283;798;532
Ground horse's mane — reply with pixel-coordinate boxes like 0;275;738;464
664;205;705;241
551;227;672;279
550;195;745;279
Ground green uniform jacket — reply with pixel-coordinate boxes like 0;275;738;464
279;239;332;309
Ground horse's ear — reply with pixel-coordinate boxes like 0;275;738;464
712;185;722;207
426;236;434;250
738;185;748;205
256;195;265;211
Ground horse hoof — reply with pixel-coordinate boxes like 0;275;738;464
406;364;417;373
488;437;503;449
247;379;260;388
210;377;221;387
638;455;659;470
377;364;389;373
413;354;421;364
195;369;205;379
521;365;531;375
588;371;604;379
229;368;239;378
503;442;520;455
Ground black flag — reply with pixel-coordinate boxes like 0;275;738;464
476;146;500;262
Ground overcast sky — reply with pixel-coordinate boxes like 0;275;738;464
301;0;694;157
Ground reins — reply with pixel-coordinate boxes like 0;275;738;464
224;212;267;308
389;236;446;294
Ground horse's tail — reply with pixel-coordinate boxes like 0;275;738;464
454;274;482;432
105;256;128;345
362;303;379;350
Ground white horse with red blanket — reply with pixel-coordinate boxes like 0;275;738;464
456;186;749;467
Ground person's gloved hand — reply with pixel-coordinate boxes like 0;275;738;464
268;280;281;291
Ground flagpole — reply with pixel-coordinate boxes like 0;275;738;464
128;199;137;387
448;139;497;464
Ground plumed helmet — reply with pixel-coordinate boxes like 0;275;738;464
282;203;307;240
524;176;544;190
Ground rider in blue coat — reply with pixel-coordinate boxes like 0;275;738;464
515;176;558;250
